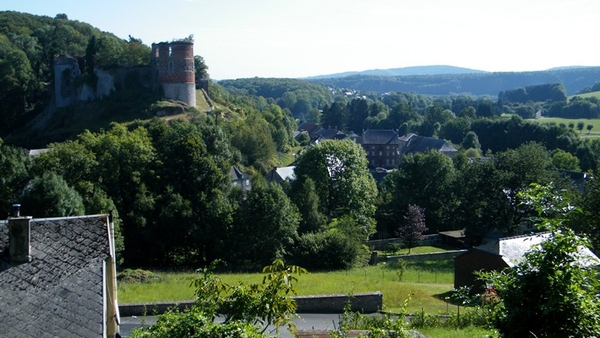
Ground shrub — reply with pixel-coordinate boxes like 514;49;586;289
129;260;306;337
117;269;163;283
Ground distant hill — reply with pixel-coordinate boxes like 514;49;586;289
309;67;600;96
304;65;487;80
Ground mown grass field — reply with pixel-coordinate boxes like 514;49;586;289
570;91;600;101
118;246;457;314
117;247;500;337
528;117;600;139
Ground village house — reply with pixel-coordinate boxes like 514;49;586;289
360;129;401;169
230;165;252;193
266;166;296;184
0;205;120;337
399;133;458;159
454;233;600;292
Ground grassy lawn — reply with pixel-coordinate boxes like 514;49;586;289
118;259;455;314
418;326;498;338
529;117;600;139
117;256;501;337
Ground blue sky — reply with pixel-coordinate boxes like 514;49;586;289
3;0;599;80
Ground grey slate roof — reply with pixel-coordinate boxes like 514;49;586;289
266;166;296;183
400;134;457;155
362;129;400;145
0;215;112;337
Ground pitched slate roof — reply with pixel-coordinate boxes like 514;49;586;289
362;129;400;145
266;166;296;183
230;165;250;181
400;134;457;155
0;215;113;337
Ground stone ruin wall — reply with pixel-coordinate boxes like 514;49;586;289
54;40;196;108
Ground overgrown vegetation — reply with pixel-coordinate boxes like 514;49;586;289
129;260;306;337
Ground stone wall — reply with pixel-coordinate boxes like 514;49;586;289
385;250;467;263
119;292;383;317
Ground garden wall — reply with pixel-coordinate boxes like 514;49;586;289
119;292;383;317
385;250;467;263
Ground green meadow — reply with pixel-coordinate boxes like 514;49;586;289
118;259;455;314
529;117;600;139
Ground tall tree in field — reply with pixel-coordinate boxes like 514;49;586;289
396;204;428;253
381;150;457;234
291;139;377;237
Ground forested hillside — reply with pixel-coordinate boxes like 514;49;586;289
0;11;151;136
311;67;600;96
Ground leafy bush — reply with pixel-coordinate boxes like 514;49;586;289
330;296;411;338
479;184;600;337
292;230;369;270
129;309;266;338
130;260;306;337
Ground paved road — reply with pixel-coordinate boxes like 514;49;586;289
120;313;344;337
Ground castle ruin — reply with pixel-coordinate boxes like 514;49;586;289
152;41;196;107
53;40;196;108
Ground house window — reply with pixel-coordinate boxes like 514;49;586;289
245;179;250;186
379;151;382;156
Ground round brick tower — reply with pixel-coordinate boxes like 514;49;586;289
152;41;196;107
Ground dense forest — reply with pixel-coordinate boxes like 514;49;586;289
3;11;600;272
310;68;600;96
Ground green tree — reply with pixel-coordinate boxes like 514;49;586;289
481;184;600;338
577;121;585;133
132;260;305;337
587;124;593;134
551;149;580;171
291;139;377;236
194;54;209;82
0;139;30;216
0;49;37;132
234;182;300;268
460;131;481;151
20;172;85;217
571;178;600;250
147;119;232;266
381;150;456;234
452;158;515;245
321;100;349;131
293;177;328;234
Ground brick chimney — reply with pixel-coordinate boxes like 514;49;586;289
8;204;32;264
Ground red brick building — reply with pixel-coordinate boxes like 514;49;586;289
361;129;401;169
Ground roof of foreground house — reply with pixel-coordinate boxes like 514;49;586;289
475;232;600;267
0;215;113;337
